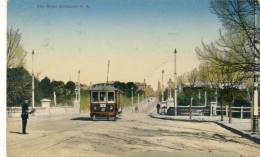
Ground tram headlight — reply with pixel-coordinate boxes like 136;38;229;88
109;105;114;111
93;106;97;111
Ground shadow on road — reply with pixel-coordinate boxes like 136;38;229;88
71;117;92;121
71;116;121;121
9;131;24;134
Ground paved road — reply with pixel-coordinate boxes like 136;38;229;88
7;99;260;157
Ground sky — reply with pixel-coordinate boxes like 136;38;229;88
8;0;222;89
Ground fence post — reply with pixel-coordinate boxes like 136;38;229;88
210;103;212;116
226;105;228;117
240;106;243;119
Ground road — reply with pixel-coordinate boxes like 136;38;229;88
7;98;260;157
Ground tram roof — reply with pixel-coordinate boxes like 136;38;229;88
90;84;118;91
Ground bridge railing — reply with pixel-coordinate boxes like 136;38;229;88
170;105;260;119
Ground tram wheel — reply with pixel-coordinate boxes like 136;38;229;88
91;115;95;121
112;116;116;121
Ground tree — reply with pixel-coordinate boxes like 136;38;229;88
7;27;27;68
65;81;76;97
7;67;31;106
199;0;260;72
187;68;199;87
39;77;53;98
196;51;249;122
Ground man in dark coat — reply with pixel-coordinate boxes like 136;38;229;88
21;100;32;134
156;103;160;114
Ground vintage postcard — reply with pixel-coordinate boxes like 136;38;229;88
3;0;260;157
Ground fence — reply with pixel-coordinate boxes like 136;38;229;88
171;105;260;119
7;103;80;118
215;106;259;119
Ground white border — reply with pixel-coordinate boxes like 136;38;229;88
0;0;7;156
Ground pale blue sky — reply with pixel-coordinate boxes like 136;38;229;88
8;0;221;89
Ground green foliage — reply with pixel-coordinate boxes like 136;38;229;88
7;67;31;106
80;89;89;112
114;81;139;97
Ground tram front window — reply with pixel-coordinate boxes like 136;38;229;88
100;92;106;101
92;92;98;102
108;92;114;101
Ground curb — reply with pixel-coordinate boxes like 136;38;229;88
150;113;260;145
149;114;216;123
215;121;260;144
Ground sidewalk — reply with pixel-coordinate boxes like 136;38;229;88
150;112;260;144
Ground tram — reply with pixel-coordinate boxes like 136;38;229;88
90;84;122;121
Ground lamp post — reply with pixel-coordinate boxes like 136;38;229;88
174;49;178;116
53;91;56;107
161;70;164;102
32;50;35;109
77;70;81;111
190;96;193;120
253;2;259;132
131;87;134;112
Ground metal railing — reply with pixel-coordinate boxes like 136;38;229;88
171;105;260;119
215;106;260;119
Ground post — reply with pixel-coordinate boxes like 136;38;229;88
32;50;35;109
210;102;212;116
77;70;81;112
215;89;218;108
174;49;178;116
161;70;164;102
138;93;140;104
253;2;259;132
204;91;207;107
106;60;110;83
131;87;134;112
226;105;228;118
190;97;193;120
53;91;56;107
241;106;243;119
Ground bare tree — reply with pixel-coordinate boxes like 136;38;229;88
7;27;27;68
201;0;260;72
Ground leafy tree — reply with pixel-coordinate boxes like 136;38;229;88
7;67;31;106
39;77;52;98
65;81;76;96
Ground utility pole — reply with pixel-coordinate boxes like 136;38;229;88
32;50;35;109
174;49;178;116
53;91;56;107
253;2;259;133
131;87;134;112
161;70;164;102
138;93;140;104
190;96;193;120
78;70;81;109
204;91;207;107
106;60;110;84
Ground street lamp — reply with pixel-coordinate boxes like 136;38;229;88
32;50;35;109
161;70;164;102
174;49;178;116
190;96;193;120
253;2;259;133
131;87;134;112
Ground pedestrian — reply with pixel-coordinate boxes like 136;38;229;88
156;103;160;114
21;100;34;134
